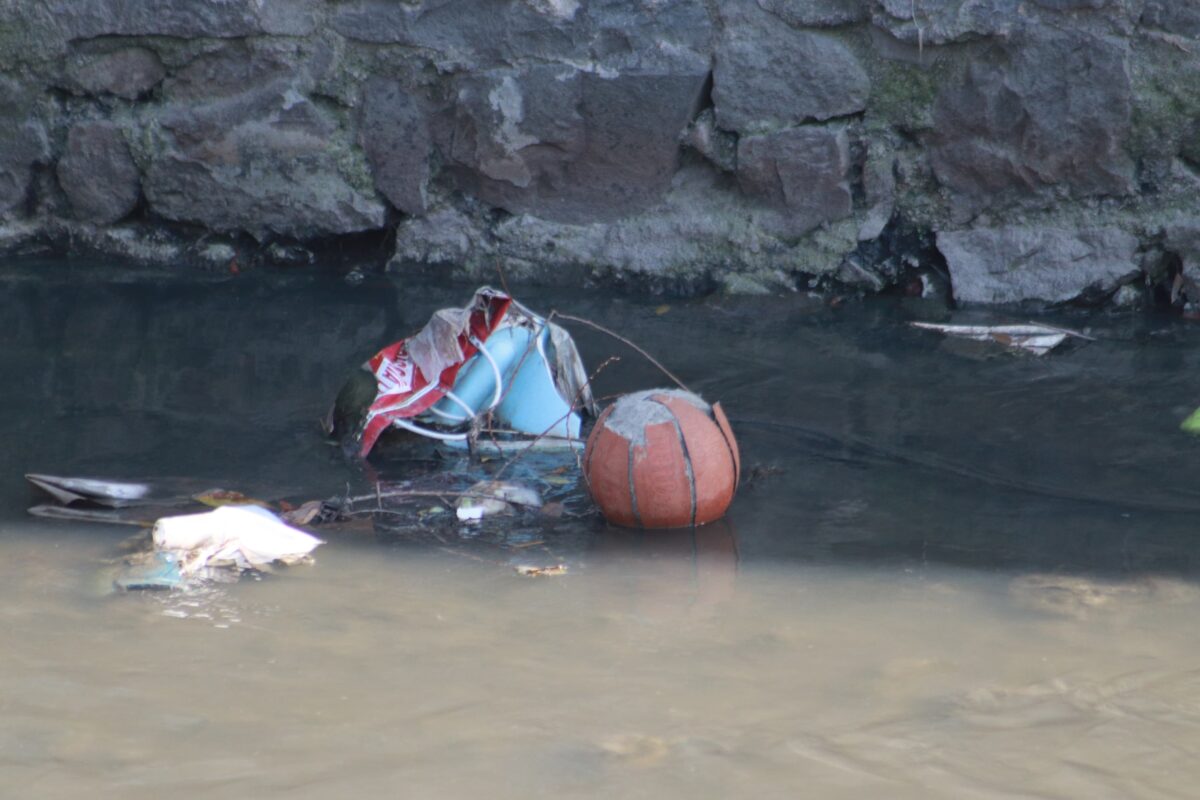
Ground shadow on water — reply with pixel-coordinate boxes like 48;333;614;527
4;258;1200;579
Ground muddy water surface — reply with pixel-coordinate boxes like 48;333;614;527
3;262;1200;798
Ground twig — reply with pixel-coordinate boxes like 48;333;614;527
494;260;513;301
550;311;691;393
344;488;495;507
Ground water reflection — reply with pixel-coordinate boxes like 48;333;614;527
586;521;739;622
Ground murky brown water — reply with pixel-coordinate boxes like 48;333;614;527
3;262;1200;797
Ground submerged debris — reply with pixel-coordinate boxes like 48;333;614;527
455;480;544;522
910;321;1093;356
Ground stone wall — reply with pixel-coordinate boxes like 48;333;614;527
2;0;1200;304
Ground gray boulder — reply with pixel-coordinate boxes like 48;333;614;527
928;26;1134;215
714;3;869;132
47;0;319;39
143;89;385;239
584;0;713;73
1140;2;1200;37
0;78;49;218
937;225;1139;305
737;126;852;236
393;164;855;282
57;121;140;224
360;78;432;216
870;0;1018;46
331;0;710;72
448;67;585;192
331;0;587;66
162;41;318;102
447;67;708;223
1162;221;1200;273
65;47;165;99
756;0;868;27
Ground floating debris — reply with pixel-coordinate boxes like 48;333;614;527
347;287;596;457
910;321;1093;356
583;389;739;529
26;473;155;507
152;505;323;580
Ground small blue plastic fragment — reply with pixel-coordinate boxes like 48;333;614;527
114;551;183;591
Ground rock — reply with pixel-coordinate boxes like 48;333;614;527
448;68;708;223
0;124;48;217
928;26;1134;216
266;242;314;266
198;242;237;267
331;0;709;72
756;0;868;27
393;164;856;285
47;0;319;39
858;140;896;241
330;0;585;66
737;127;853;236
65;47;165;99
0;78;49;218
1111;283;1144;308
1162;221;1200;273
719;272;780;295
937;225;1140;305
584;0;713;74
1141;2;1200;37
142;89;386;239
359;78;431;216
870;0;1018;46
1031;0;1110;8
163;41;309;102
392;207;478;266
448;66;585;192
56;122;140;224
714;4;869;132
684;109;738;173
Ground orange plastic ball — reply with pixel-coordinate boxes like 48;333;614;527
583;389;740;528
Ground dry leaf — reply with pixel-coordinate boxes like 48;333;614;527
192;489;269;508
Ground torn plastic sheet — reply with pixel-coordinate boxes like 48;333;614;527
26;473;154;508
909;321;1093;356
356;287;596;457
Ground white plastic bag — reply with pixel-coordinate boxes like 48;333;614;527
152;505;323;577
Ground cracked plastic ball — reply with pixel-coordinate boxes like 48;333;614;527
583;389;740;529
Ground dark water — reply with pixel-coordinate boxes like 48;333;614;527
4;260;1200;798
